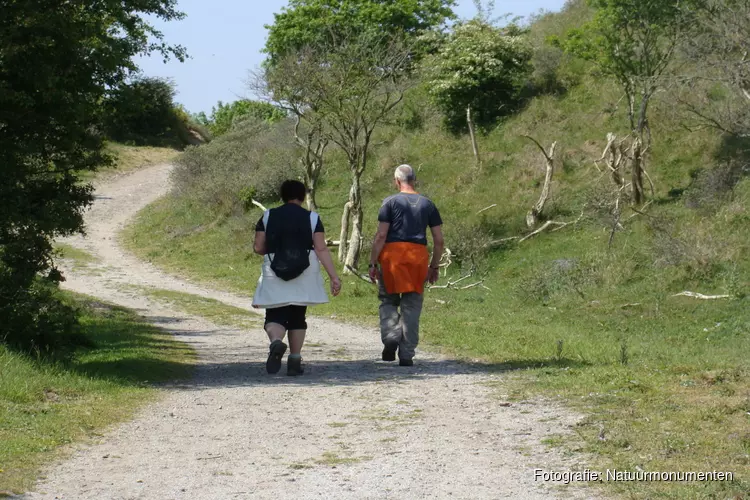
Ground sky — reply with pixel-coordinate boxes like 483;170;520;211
136;0;567;115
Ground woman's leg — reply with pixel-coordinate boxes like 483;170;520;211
264;307;288;374
286;306;307;376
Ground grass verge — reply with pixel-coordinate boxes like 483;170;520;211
0;293;195;494
129;286;262;329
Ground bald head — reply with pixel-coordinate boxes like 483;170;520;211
394;164;416;185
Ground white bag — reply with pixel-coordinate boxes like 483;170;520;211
252;211;329;308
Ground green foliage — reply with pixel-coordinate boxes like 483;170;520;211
103;77;182;146
0;0;185;352
423;18;533;132
263;0;456;64
172;119;300;214
562;0;692;129
195;99;286;138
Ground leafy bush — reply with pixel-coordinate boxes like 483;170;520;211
103;77;185;146
423;19;533;132
172;118;301;214
195;100;286;138
0;276;87;357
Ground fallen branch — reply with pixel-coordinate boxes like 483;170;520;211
519;208;586;243
519;221;568;243
483;237;519;249
429;274;473;289
325;239;341;247
477;204;497;215
251;199;267;211
345;265;375;284
627;200;653;220
672;291;731;300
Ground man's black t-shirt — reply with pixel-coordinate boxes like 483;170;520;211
255;204;324;252
378;193;442;246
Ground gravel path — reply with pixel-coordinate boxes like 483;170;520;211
25;164;599;499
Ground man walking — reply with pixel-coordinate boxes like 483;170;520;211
368;165;444;366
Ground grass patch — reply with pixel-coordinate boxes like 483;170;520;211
54;243;100;269
75;143;179;183
0;293;195;494
315;451;370;467
131;287;261;329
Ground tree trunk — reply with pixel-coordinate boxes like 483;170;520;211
631;136;644;205
344;201;363;271
526;142;556;228
338;200;352;263
343;172;363;271
305;173;317;212
467;106;480;167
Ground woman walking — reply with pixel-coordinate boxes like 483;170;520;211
252;180;342;376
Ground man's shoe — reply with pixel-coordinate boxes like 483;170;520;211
399;358;414;367
382;340;398;362
287;356;305;376
266;340;287;374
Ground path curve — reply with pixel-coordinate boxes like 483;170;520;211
26;164;597;499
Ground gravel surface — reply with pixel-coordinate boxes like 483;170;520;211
24;164;600;499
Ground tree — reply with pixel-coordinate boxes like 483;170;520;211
196;100;286;138
680;0;750;137
266;33;411;270
263;0;456;65
424;18;532;161
0;0;185;350
254;62;329;212
562;0;692;204
103;77;180;145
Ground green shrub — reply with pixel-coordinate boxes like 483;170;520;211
103;77;184;147
0;276;87;358
172;118;300;214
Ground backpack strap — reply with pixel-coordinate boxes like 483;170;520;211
262;210;272;263
262;209;271;231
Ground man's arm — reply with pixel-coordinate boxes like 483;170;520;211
369;222;390;281
427;225;444;284
253;231;267;255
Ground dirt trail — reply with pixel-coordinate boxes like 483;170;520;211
25;164;598;499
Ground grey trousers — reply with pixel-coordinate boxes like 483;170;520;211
378;279;424;360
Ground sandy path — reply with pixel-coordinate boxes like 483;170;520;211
24;164;598;499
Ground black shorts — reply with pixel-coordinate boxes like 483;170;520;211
264;305;308;331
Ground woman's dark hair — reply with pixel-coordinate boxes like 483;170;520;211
280;180;307;203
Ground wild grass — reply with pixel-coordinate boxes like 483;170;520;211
0;294;195;493
133;287;262;329
76;143;179;183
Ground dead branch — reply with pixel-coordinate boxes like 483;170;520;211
428;270;490;292
477;204;497;215
519;221;565;242
325;239;341;247
627;200;653;220
523;136;557;228
251;199;268;211
672;291;731;300
344;265;375;284
467;106;481;166
483;237;519;249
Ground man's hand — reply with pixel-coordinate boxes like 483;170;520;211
330;276;342;296
368;264;379;283
427;267;440;284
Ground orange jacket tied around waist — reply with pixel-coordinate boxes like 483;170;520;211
379;242;429;295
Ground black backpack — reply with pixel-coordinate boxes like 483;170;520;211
263;209;317;281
